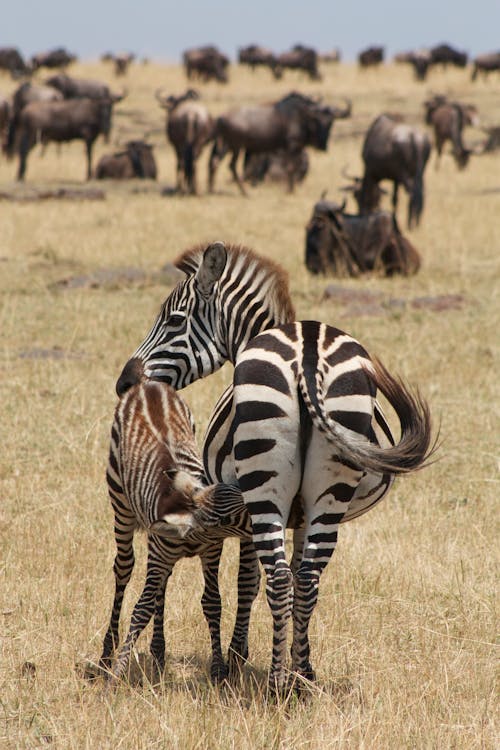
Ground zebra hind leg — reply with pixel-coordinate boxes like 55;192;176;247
149;569;173;675
227;539;261;676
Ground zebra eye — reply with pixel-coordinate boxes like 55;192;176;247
167;313;186;329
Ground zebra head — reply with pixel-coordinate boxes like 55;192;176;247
116;242;228;395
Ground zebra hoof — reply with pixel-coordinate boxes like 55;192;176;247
227;643;248;674
210;661;229;685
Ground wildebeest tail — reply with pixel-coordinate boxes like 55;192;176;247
297;354;435;475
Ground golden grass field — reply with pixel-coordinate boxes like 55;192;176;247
0;58;498;749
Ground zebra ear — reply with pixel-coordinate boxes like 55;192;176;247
196;241;227;297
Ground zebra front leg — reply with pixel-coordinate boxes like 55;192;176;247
200;545;228;684
99;509;136;672
228;539;261;674
111;545;172;682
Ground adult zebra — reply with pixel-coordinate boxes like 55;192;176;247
117;241;434;693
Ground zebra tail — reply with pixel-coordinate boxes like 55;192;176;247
297;357;436;475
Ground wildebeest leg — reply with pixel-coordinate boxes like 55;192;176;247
208;138;227;193
99;509;136;672
200;545;228;683
17;130;32;181
85;139;94;180
227;540;261;674
175;148;185;193
435;138;443;170
229;149;247;195
391;180;399;213
111;545;173;682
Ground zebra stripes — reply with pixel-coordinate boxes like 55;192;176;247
100;379;252;683
116;241;434;693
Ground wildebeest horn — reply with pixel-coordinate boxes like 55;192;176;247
340;164;360;182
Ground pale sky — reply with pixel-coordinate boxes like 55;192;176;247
3;1;499;63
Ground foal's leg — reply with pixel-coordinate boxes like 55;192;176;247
199;544;227;683
149;568;173;673
99;505;136;671
228;539;261;672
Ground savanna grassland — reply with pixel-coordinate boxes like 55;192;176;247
0;57;498;749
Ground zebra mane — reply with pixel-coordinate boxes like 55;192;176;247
174;243;296;322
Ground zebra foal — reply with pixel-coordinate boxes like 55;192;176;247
116;241;435;693
100;378;251;683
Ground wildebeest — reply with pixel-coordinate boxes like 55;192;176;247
394;49;432;81
208;92;351;195
348;114;431;228
0;93;10;150
319;48;342;63
15;97;118;180
183;46;229;83
238;45;280;78
358;46;384;67
430;43;468;68
276;45;321;80
471;52;500;81
243;148;309;186
305;198;421;276
0;47;30;78
101;52;135;76
45;73;127;101
424;96;479;169
31;47;76;71
4;81;64;157
95;140;157;179
156;88;213;194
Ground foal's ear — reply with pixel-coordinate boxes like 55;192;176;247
196;241;227;297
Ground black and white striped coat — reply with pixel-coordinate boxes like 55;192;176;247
100;379;252;683
116;241;434;692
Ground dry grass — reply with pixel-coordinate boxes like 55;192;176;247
0;59;498;749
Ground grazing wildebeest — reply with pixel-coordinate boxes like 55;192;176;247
95;140;157;179
208;92;351;195
358;46;384;67
243;148;309;186
15;97;118;181
45;73;126;101
276;45;321;80
31;48;76;71
424;96;479;169
156;88;214;195
183;46;229;83
238;45;280;78
430;43;468;69
351;114;431;228
4;81;64;157
394;49;432;81
305;198;421;276
471;52;500;81
0;47;30;78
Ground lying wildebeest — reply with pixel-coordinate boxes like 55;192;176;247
424;96;479;169
243;148;309;186
15;97;118;180
305;198;421;276
45;73;127;101
358;46;384;67
276;45;321;80
183;46;229;83
471;52;500;81
31;48;76;71
208;92;351;195
4;81;64;157
156;88;213;195
95;140;157;179
346;114;431;228
0;47;30;78
238;45;280;78
430;43;468;68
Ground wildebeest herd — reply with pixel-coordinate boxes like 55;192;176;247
0;41;496;697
